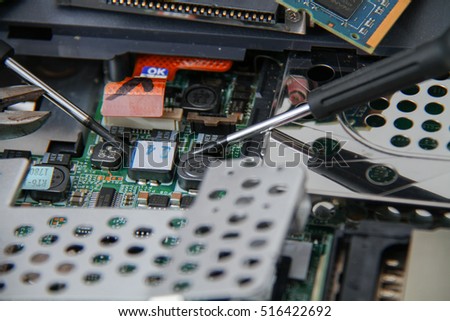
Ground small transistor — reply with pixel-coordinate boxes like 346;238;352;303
42;152;71;168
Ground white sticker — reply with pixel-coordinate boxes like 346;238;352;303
22;166;54;190
140;66;169;79
131;141;176;171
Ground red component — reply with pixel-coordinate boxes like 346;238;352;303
133;55;233;81
286;75;310;105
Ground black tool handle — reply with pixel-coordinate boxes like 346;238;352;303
0;40;14;63
308;27;450;119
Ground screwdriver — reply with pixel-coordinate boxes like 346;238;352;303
0;41;120;146
193;27;450;155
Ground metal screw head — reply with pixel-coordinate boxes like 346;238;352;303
286;9;301;23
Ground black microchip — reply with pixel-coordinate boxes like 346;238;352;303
314;0;363;19
95;187;116;207
148;194;170;208
2;149;32;160
42;153;71;167
180;195;195;209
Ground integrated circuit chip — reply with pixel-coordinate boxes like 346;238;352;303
95;187;116;207
314;0;362;20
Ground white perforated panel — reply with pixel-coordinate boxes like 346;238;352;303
0;158;307;300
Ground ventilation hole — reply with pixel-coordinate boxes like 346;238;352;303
401;85;420;96
153;255;172;267
250;239;267;248
134;227;153;238
14;225;34;237
48;217;67;228
227;171;234;176
118;264;137;275
419;137;438;150
425;102;444;115
173;281;190;292
209;190;227;200
228;213;247;224
218;250;233;261
4;243;25;255
393;117;413;130
397;100;417;113
30;253;49;264
74;226;93;238
169;218;188;230
100;235;119;246
180;262;198;273
146;275;164;286
84;273;102;285
366;165;398;186
240;157;259;168
66;244;84;256
212;207;219;213
256;221;273;230
39;234;59;246
235;196;254;206
237;277;253;287
365;114;386;127
390;135;410;148
0;282;5;291
57;263;75;274
208;269;225;280
263;203;270;209
48;282;66;293
92;254;111;265
369;98;390;111
448;142;450;151
307;64;335;82
268;185;287;195
422;120;441;132
187;243;206;255
194;225;212;236
127;246;145;255
108;217;127;229
0;263;14;274
241;178;261;189
428;85;447;97
243;258;260;268
222;232;240;240
161;236;180;248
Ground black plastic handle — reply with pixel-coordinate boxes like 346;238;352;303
308;27;450;119
0;40;14;64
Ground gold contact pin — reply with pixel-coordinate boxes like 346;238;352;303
156;2;161;9
260;14;264;21
245;13;250;19
200;7;205;14
207;8;212;15
178;5;183;11
185;6;190;12
237;12;242;18
252;14;257;20
215;9;220;16
170;4;175;10
149;2;153;8
222;10;227;17
230;10;235;17
193;7;198;13
268;15;273;22
163;3;168;10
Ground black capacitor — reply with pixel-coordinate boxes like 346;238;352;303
182;84;220;113
29;165;71;203
177;153;220;191
90;142;123;170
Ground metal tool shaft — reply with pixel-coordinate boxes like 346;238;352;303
4;57;118;144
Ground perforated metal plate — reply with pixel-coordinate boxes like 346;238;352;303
341;77;449;160
0;158;306;300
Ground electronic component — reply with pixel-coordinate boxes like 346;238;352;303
42;152;71;167
69;190;86;206
180;195;195;208
90;142;123;170
182;84;220;112
123;192;134;206
194;133;225;156
148;194;170;208
104;108;183;131
24;165;71;203
278;0;411;53
95;187;117;207
137;191;149;206
187;112;238;135
170;192;182;207
2;149;31;159
177;153;219;190
128;140;177;183
149;129;179;142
